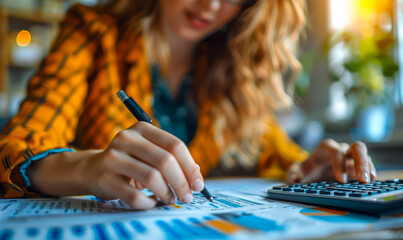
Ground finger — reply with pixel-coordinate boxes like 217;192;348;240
126;177;145;190
111;128;193;203
114;131;196;203
135;180;145;190
125;177;136;188
319;139;347;183
332;155;347;183
134;122;204;191
287;163;303;184
346;141;370;183
134;140;193;204
300;165;329;183
368;156;377;180
345;159;357;180
336;142;350;180
103;149;176;205
339;143;350;154
100;174;157;209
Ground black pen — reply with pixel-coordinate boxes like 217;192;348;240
117;90;214;203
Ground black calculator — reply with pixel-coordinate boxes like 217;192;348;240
267;179;403;215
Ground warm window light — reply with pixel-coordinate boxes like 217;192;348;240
329;0;351;30
16;30;31;47
351;0;390;20
360;22;374;38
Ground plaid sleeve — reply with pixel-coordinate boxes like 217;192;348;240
0;5;97;198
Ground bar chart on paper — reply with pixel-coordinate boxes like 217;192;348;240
0;191;273;240
299;207;377;223
0;191;265;223
153;192;264;212
3;178;402;240
0;212;287;240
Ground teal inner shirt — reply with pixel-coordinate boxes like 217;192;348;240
151;65;198;145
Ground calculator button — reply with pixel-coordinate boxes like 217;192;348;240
349;193;369;197
294;189;307;193
282;188;293;191
319;190;332;195
306;189;320;194
334;192;347;196
373;189;387;193
385;179;400;183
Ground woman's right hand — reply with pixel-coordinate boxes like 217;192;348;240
84;121;205;209
27;121;204;210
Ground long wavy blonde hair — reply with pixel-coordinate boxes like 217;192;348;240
103;0;306;165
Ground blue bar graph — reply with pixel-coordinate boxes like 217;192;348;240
209;203;219;208
216;199;242;208
47;227;62;240
92;224;110;240
187;218;227;239
0;229;13;240
130;221;147;234
155;218;228;239
71;226;85;237
216;213;284;232
26;228;39;237
172;219;200;236
156;220;182;239
111;222;130;240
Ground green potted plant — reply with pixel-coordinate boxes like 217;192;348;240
324;28;399;141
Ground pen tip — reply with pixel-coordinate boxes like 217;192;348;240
209;197;215;203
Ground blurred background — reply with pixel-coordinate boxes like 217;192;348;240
0;0;402;169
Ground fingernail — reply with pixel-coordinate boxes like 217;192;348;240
169;198;177;205
371;170;377;178
192;179;204;192
196;164;200;170
363;172;370;182
342;173;347;183
183;193;193;204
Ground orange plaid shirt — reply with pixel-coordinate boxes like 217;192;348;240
0;4;308;198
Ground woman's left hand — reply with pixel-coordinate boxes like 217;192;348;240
287;139;377;184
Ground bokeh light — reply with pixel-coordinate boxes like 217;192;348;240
16;30;31;47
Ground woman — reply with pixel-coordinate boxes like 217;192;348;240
0;0;376;209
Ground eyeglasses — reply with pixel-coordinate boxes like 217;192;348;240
224;0;256;6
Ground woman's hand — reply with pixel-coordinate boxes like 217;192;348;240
85;121;205;209
27;122;204;210
287;139;377;184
